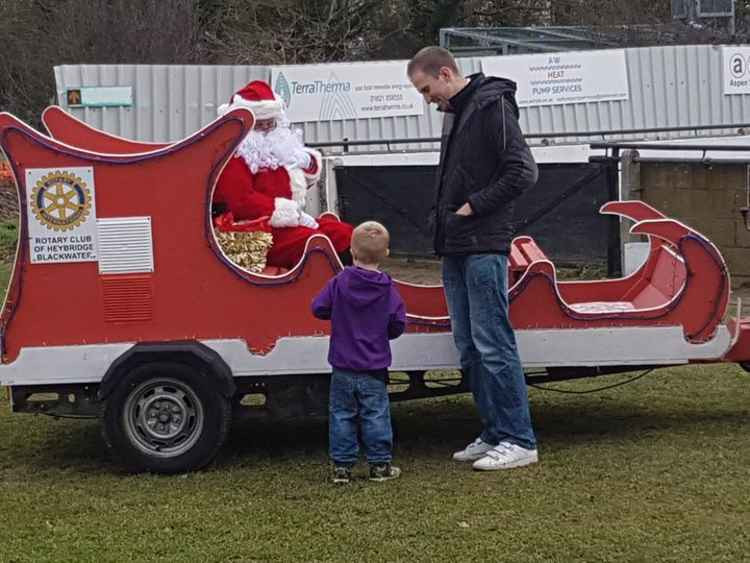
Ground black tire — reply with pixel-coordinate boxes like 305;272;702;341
102;361;231;474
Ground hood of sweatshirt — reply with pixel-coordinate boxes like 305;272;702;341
336;266;393;309
448;73;520;118
474;74;520;116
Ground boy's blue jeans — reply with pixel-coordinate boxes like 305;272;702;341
329;368;393;466
442;254;537;450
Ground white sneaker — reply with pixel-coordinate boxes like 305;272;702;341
452;437;494;462
472;441;538;471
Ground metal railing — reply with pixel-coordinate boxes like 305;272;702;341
309;122;750;152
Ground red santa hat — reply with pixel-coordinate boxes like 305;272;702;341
217;80;284;120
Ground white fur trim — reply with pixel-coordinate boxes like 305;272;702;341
287;167;308;208
269;197;300;228
228;95;283;120
303;149;322;184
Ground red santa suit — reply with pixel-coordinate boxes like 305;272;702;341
212;81;353;269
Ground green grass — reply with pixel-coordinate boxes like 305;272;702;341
0;218;746;560
0;219;18;256
0;365;748;562
0;219;17;294
0;262;11;293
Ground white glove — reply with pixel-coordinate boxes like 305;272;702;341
269;198;301;228
299;211;319;230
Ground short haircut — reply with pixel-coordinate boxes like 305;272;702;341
351;221;390;265
407;46;459;78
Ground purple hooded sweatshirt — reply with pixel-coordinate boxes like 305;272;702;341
311;266;406;371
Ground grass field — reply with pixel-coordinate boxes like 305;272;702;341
0;219;748;560
0;364;748;562
0;219;16;309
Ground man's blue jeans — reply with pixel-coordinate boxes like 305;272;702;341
329;369;393;466
442;254;536;450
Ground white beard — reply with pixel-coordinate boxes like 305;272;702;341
235;124;311;174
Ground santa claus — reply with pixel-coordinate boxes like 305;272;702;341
212;80;353;270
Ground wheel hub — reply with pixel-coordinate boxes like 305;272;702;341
122;377;205;458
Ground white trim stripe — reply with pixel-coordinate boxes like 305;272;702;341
0;326;732;386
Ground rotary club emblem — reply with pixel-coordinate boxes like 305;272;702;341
30;170;92;232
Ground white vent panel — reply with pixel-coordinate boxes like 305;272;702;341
97;217;154;274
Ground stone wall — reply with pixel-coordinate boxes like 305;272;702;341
622;152;750;288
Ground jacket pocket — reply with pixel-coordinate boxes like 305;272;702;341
444;211;477;244
447;165;476;197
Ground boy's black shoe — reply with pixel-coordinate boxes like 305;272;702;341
332;466;352;484
369;463;401;482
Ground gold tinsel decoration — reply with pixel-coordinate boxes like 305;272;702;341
215;230;274;273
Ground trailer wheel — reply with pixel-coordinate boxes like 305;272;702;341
102;361;231;474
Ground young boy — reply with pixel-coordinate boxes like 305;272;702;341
311;221;406;483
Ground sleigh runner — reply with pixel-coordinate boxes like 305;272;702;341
0;107;748;473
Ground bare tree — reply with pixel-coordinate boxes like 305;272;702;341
203;0;385;64
0;0;744;127
0;0;205;125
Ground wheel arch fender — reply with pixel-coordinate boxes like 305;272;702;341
97;341;236;401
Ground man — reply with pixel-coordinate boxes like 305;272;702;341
213;80;353;269
408;46;538;470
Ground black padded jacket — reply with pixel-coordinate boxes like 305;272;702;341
432;72;538;256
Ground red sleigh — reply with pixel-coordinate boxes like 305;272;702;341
0;106;746;473
37;105;745;351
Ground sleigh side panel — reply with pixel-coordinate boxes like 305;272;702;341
42;106;169;154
